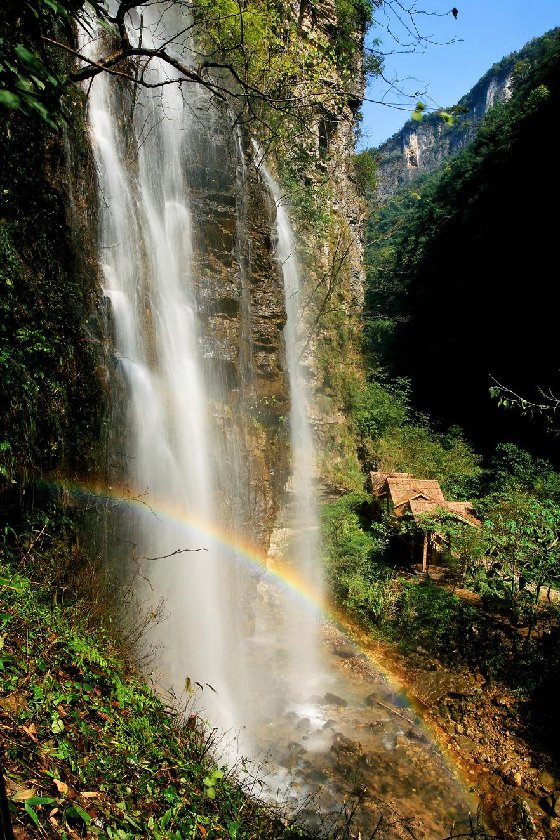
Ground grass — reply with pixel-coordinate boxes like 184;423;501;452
0;548;312;840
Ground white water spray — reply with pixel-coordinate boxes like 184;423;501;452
254;147;323;691
81;5;324;763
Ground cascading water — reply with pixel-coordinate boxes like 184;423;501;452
81;3;323;762
81;5;477;834
254;148;323;691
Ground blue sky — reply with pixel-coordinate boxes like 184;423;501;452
359;0;560;149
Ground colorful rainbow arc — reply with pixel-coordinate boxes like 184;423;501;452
57;478;329;611
48;476;473;801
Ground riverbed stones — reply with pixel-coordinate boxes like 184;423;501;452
540;791;560;817
332;643;355;659
330;732;362;757
323;692;347;707
412;668;481;706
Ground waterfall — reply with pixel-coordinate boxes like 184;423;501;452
81;4;323;764
77;8;478;834
255;149;323;691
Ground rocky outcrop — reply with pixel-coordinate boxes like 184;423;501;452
185;109;291;543
374;51;517;202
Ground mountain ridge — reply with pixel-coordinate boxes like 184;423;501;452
372;27;560;202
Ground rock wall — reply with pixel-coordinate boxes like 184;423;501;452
374;60;514;202
185;0;368;507
185;110;291;543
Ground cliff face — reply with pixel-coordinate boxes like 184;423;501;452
374;51;518;202
96;0;368;545
0;0;367;536
178;0;368;534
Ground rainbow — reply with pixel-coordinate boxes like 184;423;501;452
54;477;328;614
49;478;418;687
44;476;475;804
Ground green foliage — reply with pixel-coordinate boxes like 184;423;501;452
485;443;560;501
322;492;391;623
0;520;310;840
0;0;109;126
0;72;101;486
345;377;410;440
343;375;481;498
351;149;377;196
478;492;560;606
389;579;479;658
276;153;334;237
332;0;374;71
373;423;482;499
193;0;367;146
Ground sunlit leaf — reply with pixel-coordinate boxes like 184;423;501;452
24;802;40;827
0;90;21;109
65;804;91;825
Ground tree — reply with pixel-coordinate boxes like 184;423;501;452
0;0;368;136
480;492;560;641
489;377;560;432
1;1;464;135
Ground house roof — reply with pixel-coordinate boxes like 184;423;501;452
371;472;445;507
371;471;480;527
408;498;480;525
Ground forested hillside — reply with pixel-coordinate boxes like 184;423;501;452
364;27;560;461
2;4;560;839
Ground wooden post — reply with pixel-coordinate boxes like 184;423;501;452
422;533;429;573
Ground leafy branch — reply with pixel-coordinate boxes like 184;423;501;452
489;376;560;421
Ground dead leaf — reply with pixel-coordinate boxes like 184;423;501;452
22;722;38;742
57;703;68;717
197;825;207;838
12;788;36;802
0;693;26;714
81;791;101;799
53;779;68;796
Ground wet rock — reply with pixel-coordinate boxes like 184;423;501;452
333;643;355;659
542;815;560;832
322;718;336;730
364;693;377;708
539;770;557;791
494;796;536;839
331;732;362;757
296;717;310;731
413;670;480;706
307;769;328;784
324;692;347;707
288;741;306;754
453;734;476;755
405;728;428;744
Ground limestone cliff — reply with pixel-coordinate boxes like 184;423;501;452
373;38;544;202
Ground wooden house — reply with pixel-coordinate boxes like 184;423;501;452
370;471;480;572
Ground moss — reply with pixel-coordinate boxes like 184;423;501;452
0;93;103;491
0;509;311;840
